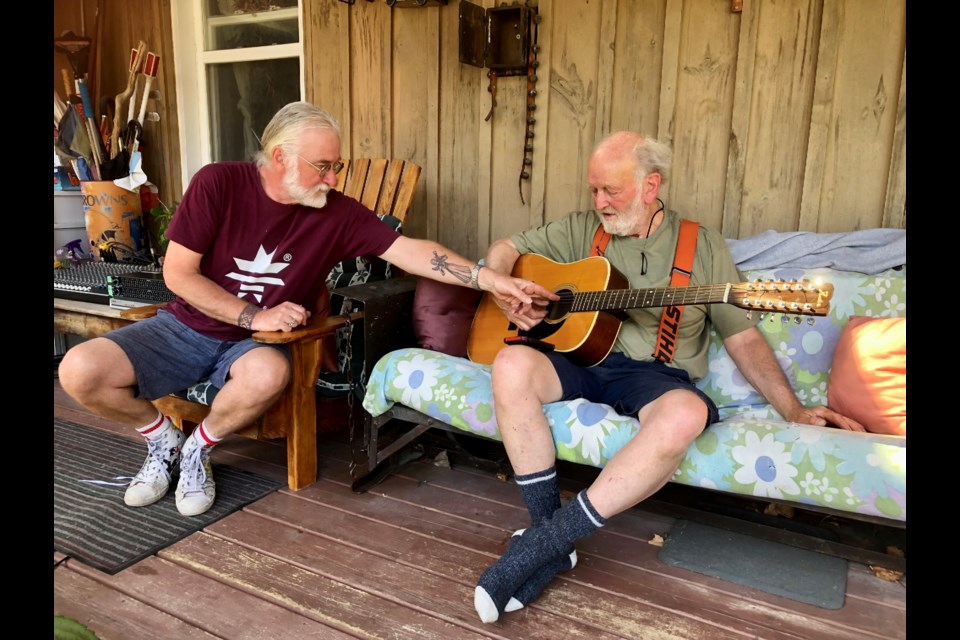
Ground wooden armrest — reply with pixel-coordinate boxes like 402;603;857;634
120;303;168;320
252;310;364;345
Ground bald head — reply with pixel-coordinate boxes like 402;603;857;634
591;131;672;186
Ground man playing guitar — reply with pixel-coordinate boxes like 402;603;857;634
472;131;864;623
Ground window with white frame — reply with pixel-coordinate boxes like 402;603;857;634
171;0;303;187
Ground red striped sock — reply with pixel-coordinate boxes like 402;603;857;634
195;421;222;447
136;413;170;440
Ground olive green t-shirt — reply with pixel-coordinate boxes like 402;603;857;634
510;209;758;380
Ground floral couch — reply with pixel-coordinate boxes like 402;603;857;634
361;265;906;524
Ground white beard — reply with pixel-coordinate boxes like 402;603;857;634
597;189;646;236
283;160;330;209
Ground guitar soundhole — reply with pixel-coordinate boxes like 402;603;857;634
517;289;573;341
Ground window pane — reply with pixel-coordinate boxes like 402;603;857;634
207;58;301;162
205;1;299;52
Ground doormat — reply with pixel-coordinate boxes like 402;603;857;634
658;519;848;609
54;419;284;574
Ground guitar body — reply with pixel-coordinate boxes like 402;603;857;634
467;254;629;367
466;254;833;368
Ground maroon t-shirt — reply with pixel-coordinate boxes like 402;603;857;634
164;162;401;341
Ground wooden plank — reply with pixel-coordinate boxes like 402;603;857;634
164;533;490;640
800;0;905;231
244;483;883;640
594;0;618;140
668;0;740;230
542;0;603;220
392;6;439;241
65;555;355;639
439;0;482;258
303;0;351;143
211;503;738;640
657;0;683;148
350;0;392;158
476;0;494;252
882;52;906;230
54;562;222;639
610;0;667;136
721;0;758;237
359;157;388;211
736;0;824;237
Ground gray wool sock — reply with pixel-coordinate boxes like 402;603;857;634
503;529;577;612
474;490;605;623
508;468;575;611
515;468;561;524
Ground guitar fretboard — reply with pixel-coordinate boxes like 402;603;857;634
565;284;732;312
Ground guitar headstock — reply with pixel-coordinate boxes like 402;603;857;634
729;279;833;316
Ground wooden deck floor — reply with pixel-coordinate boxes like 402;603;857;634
54;379;906;639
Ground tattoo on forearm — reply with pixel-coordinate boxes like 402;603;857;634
431;251;472;284
238;303;260;330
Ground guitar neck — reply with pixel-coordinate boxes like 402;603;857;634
570;284;732;312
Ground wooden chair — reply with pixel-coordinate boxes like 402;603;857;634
121;158;422;491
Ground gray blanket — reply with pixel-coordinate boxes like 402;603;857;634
725;228;906;273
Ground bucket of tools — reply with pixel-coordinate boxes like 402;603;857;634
80;181;145;262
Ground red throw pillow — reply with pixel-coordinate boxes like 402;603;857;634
413;277;483;357
827;316;906;436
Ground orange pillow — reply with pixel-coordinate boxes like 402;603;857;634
827;316;906;436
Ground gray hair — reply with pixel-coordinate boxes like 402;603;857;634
254;102;341;168
631;136;672;187
594;131;672;186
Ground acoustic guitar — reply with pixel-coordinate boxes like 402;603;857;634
466;254;833;367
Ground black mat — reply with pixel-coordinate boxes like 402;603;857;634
54;419;284;574
659;519;848;609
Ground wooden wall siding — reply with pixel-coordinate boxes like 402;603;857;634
725;0;824;237
799;0;906;233
57;0;906;261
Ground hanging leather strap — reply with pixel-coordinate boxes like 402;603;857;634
590;224;611;257
652;218;699;363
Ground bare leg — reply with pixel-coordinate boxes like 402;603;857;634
58;337;157;427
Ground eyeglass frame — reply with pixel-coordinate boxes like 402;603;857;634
297;154;344;177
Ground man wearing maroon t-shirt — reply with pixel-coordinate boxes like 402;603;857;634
59;102;555;517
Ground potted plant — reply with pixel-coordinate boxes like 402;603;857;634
149;200;177;259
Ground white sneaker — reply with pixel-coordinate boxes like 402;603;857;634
124;428;186;507
175;437;216;517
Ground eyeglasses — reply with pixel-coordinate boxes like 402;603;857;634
297;155;344;177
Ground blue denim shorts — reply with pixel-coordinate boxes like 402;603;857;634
105;308;288;400
545;351;719;425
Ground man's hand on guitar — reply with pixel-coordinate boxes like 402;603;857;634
481;268;557;330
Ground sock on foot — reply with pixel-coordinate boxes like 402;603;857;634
474;490;606;623
503;529;577;612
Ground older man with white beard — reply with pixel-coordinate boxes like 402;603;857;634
59;101;555;518
471;131;863;623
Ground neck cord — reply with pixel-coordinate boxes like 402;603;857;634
639;198;665;275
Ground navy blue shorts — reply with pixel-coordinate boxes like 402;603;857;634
105;308;288;401
544;351;719;425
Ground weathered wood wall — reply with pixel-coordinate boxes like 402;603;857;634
305;0;905;258
56;0;906;259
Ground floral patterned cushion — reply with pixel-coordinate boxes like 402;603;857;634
362;266;906;523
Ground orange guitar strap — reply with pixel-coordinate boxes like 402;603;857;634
652;218;699;363
590;224;611;257
590;218;698;363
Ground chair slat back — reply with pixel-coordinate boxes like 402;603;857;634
335;158;422;224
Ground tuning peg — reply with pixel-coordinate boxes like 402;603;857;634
806;317;816;325
745;310;753;320
781;315;790;323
